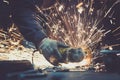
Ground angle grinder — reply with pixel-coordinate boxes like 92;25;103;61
48;47;85;66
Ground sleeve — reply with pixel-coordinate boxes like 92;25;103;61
12;3;47;47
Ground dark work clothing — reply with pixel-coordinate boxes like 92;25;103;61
0;0;12;31
0;0;47;46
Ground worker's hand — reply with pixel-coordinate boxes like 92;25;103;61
38;38;69;66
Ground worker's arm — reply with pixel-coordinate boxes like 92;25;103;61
11;0;68;65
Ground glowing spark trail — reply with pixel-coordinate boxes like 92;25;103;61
36;0;120;66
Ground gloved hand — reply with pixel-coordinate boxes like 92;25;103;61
38;38;69;66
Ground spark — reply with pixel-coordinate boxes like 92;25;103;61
58;5;64;11
104;0;120;17
36;0;120;67
112;26;120;33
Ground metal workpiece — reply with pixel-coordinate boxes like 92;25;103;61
100;50;120;54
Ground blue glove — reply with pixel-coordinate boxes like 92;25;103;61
38;38;69;65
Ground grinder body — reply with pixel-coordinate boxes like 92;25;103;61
48;47;85;66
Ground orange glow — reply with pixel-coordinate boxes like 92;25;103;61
79;56;91;66
80;46;92;66
60;47;92;69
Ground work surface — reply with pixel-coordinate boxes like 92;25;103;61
25;71;120;80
